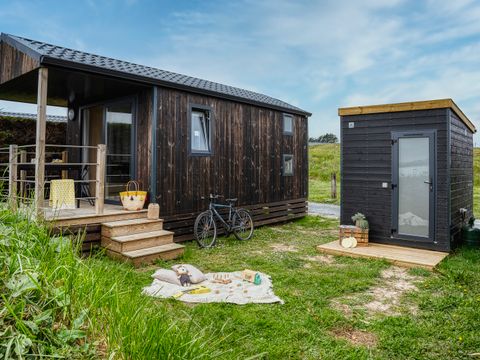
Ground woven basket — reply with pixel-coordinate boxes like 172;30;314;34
339;225;369;247
120;181;147;211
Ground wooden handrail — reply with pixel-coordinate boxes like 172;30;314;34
8;144;18;211
95;144;106;215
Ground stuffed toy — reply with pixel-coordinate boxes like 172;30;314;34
175;265;192;287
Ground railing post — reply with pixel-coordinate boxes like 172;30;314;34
19;150;27;200
35;67;48;218
95;144;106;215
61;150;68;179
8;144;18;210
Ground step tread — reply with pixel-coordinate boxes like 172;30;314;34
122;243;184;258
111;229;174;242
102;218;163;228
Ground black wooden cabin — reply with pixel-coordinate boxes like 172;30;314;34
0;33;311;241
339;100;476;252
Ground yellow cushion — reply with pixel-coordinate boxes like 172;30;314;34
49;179;76;210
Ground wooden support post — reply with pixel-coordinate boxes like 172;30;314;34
19;150;27;200
61;150;68;179
8;144;18;210
35;67;48;217
95;144;106;215
331;172;337;199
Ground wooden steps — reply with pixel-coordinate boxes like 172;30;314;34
102;230;174;252
101;217;184;266
51;209;148;227
107;243;185;267
102;218;164;237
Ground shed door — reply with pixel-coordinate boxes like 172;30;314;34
392;131;436;243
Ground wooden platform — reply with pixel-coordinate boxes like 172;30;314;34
317;240;449;270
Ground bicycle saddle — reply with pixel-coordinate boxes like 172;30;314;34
226;198;237;203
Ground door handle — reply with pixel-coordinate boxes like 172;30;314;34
424;179;433;191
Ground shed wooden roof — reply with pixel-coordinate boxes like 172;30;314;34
338;99;476;133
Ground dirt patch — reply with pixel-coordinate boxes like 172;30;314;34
302;255;335;265
270;228;290;233
251;250;265;255
333;266;420;316
270;243;298;252
331;302;353;317
331;327;377;348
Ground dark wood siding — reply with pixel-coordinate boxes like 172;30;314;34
154;87;308;239
340;109;450;251
135;88;153;193
449;110;474;246
0;42;39;85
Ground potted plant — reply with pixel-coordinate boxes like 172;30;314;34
351;212;369;229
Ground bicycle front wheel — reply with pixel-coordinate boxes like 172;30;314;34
194;210;217;248
232;209;254;241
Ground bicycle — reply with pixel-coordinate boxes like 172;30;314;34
194;194;254;248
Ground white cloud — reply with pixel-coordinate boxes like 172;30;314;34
1;0;479;139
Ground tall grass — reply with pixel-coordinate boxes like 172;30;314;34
0;205;224;359
309;144;341;204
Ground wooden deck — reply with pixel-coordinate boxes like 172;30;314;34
44;202;146;226
317;240;449;270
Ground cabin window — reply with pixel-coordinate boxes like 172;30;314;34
283;154;294;176
283;114;293;135
190;108;211;154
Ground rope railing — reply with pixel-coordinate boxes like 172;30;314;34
4;143;107;216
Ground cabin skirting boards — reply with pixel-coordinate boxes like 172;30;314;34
51;198;308;251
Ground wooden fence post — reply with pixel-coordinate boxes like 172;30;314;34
8;144;18;210
19;150;26;200
331;172;337;199
95;144;106;215
61;150;68;179
35;67;48;218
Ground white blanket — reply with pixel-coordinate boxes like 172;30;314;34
142;271;284;305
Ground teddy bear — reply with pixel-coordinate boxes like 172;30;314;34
175;265;192;287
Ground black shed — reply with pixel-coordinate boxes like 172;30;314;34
339;99;476;252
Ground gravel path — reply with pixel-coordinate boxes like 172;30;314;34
308;202;340;218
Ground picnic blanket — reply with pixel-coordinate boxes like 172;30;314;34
142;271;284;305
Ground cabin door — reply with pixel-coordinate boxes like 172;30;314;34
81;100;135;204
391;131;436;243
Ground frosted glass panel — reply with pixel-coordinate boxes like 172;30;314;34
398;137;429;237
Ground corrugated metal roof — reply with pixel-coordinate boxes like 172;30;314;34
0;111;67;122
1;33;311;116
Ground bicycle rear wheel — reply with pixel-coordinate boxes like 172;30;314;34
194;210;217;248
232;209;254;241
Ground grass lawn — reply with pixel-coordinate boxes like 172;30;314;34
148;217;480;359
308;144;340;204
474;148;480;217
2;208;480;358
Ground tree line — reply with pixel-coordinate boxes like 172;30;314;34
308;133;338;143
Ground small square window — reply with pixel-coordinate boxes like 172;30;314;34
190;107;211;155
283;114;293;135
283;154;294;176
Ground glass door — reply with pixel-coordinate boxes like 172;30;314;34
105;102;134;202
392;131;435;242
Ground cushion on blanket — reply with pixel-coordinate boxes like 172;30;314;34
171;264;206;284
152;269;181;286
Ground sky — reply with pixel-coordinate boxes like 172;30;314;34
0;0;479;143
